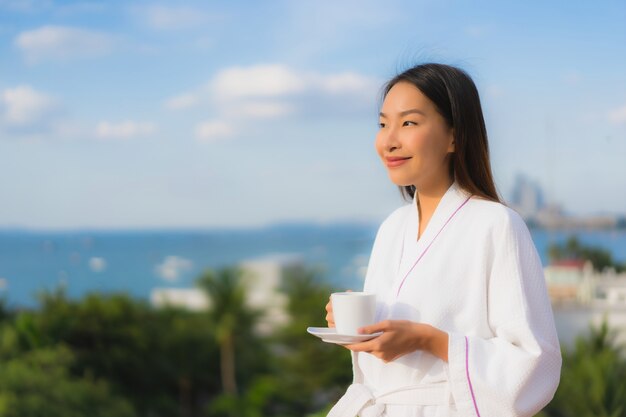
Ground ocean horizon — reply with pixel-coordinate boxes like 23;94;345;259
1;222;625;309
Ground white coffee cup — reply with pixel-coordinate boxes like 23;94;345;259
331;292;377;335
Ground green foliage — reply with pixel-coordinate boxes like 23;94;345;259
0;298;10;323
197;266;270;400
548;236;625;272
5;261;626;417
0;264;351;417
9;312;43;351
206;375;282;417
6;289;221;417
269;265;353;417
195;264;353;417
543;320;626;417
0;346;135;417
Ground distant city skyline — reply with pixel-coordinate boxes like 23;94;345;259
1;1;625;229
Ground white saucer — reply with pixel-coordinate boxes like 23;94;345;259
307;327;382;345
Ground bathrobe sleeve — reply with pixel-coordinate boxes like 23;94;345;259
447;209;562;417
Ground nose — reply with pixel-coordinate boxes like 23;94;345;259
378;125;400;153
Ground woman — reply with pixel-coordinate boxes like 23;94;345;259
325;63;561;417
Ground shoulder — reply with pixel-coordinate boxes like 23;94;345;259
370;203;412;244
381;203;412;228
377;202;413;234
465;198;535;251
466;198;528;231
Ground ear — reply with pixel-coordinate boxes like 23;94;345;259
447;128;455;153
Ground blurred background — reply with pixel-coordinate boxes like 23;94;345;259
0;1;625;416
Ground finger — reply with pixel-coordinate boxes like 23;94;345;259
344;340;376;352
358;320;389;335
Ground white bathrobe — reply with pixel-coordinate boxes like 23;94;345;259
329;183;561;417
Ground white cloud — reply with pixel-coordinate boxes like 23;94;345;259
315;72;378;94
169;64;380;142
195;120;233;142
155;256;193;282
171;64;379;113
96;121;157;140
608;105;626;125
136;5;211;30
239;101;294;118
209;64;379;102
164;93;198;110
212;64;307;99
14;25;114;63
1;85;56;126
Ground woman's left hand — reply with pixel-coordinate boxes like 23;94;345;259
345;320;449;363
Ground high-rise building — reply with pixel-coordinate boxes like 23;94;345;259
510;174;545;218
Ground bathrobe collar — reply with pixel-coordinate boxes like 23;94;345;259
397;182;472;281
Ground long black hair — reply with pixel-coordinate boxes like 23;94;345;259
382;63;501;203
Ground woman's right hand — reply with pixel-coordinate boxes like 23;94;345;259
325;297;335;328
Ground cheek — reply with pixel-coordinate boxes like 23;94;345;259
374;133;385;156
406;134;429;155
416;133;447;158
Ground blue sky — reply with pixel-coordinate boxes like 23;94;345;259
0;0;625;229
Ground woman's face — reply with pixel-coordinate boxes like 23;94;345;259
375;81;455;190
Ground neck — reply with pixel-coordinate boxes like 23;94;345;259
414;176;454;240
415;177;454;217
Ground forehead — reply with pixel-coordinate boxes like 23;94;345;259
382;81;435;113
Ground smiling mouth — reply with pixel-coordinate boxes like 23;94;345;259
385;156;411;167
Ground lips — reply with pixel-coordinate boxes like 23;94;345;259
384;156;411;168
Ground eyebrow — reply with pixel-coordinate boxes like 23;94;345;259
379;109;426;118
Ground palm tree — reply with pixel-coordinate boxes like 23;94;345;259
197;267;258;396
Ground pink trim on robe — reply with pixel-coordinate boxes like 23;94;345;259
395;196;471;297
465;336;482;417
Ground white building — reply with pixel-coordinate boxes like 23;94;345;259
150;288;209;311
238;255;296;334
150;254;300;334
545;261;626;347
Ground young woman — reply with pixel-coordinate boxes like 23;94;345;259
325;63;561;417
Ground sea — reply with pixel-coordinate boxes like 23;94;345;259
1;224;626;309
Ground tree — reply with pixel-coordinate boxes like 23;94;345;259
269;265;353;417
196;267;261;397
30;289;220;417
548;236;625;272
542;320;626;417
0;346;135;417
0;298;10;323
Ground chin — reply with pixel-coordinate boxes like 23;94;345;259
387;175;414;187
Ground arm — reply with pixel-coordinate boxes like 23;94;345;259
446;211;561;417
346;320;449;362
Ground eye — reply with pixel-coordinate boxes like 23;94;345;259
403;120;417;126
378;122;386;128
